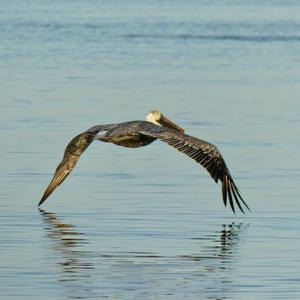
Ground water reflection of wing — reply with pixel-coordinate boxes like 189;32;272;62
181;222;249;300
39;210;249;300
39;209;95;289
217;222;249;259
186;222;249;261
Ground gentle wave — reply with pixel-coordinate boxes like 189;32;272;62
124;34;300;42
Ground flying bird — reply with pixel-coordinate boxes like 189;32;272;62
39;110;249;213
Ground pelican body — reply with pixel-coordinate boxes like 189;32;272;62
97;122;156;148
39;111;249;213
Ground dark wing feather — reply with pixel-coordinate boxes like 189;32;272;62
138;125;249;213
39;125;116;206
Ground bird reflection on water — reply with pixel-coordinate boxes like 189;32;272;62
39;209;95;286
188;222;248;260
39;209;248;299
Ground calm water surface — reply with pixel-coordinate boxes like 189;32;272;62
1;1;300;299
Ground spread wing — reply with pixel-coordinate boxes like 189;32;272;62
139;125;249;213
38;125;116;206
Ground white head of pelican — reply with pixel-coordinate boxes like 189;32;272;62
146;110;185;133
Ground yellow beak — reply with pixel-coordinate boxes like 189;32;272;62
158;114;185;133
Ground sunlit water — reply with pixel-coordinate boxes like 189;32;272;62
1;1;300;299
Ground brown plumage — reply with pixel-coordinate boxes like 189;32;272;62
39;111;249;213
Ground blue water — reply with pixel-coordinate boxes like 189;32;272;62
1;1;300;299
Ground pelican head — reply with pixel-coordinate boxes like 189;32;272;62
146;110;184;133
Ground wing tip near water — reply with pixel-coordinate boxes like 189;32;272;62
38;130;98;207
38;194;48;207
38;167;69;206
222;174;250;214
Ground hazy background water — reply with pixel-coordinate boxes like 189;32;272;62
1;1;300;299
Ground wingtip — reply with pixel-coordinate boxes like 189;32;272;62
226;175;235;214
222;176;227;207
232;181;251;213
38;196;46;207
229;178;251;214
222;174;252;214
38;191;50;207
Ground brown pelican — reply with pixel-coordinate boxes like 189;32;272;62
39;111;249;213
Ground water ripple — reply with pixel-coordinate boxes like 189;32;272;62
124;34;300;42
38;210;249;299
